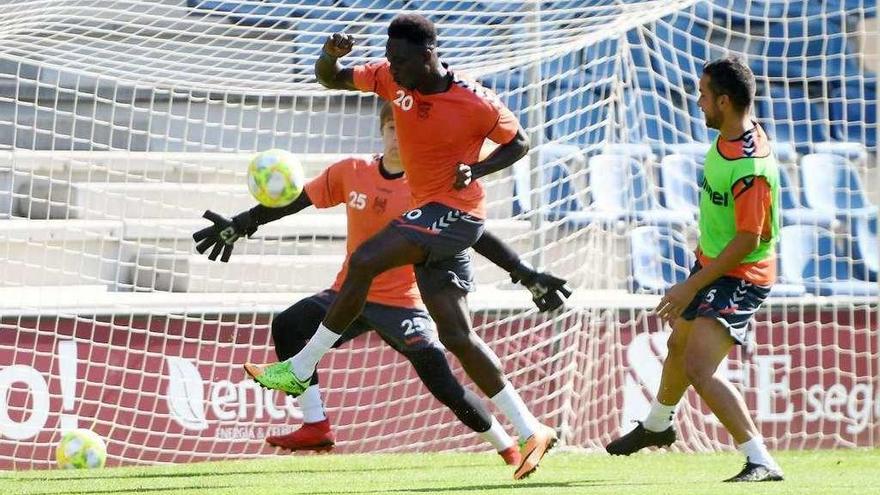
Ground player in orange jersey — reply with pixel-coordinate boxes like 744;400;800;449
242;14;558;480
194;103;569;466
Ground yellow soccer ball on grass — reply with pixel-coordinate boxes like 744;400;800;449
56;428;107;469
247;149;305;208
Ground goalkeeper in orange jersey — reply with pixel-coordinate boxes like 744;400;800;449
193;102;570;465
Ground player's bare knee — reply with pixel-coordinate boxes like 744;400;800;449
438;327;474;356
683;354;715;390
666;328;687;358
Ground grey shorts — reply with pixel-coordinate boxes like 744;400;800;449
390;202;484;293
308;290;441;352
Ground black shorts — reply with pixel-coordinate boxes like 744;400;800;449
680;262;771;345
391;202;484;294
306;290;441;353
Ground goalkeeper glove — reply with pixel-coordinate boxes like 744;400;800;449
192;210;258;262
511;262;573;312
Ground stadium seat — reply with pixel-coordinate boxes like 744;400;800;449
601;143;655;163
629;88;695;145
657;154;700;221
813;141;870;163
768;260;808;298
772;142;798;164
751;20;859;80
510;144;584;217
778;225;879;296
586;154;693;227
186;0;298;27
851;213;879;281
754;84;828;150
628;225;693;293
652;8;711;79
721;0;875;19
664;142;710;163
545;83;610;148
538;160;587;223
777;165;836;227
799;153;876;219
829;79;877;149
0;169;12;218
478;69;531;129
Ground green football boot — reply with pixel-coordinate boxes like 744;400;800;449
243;361;310;397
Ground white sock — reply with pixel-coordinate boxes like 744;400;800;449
738;436;780;471
490;383;541;440
298;385;326;423
480;416;515;452
288;323;340;379
643;399;676;432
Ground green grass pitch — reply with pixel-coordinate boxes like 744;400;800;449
3;449;878;495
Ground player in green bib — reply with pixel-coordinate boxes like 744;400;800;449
606;56;784;482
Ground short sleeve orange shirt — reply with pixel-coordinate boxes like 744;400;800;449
304;156;422;308
352;59;519;218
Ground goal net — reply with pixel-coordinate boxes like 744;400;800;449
0;0;877;469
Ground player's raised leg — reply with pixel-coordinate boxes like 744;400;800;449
417;262;555;480
402;346;520;465
245;226;425;396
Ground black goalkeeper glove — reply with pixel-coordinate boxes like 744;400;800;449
192;210;258;262
511;262;573;312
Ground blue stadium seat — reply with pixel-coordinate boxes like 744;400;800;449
778;225;879;296
587;154;693;226
769;258;808;298
749;20;860;80
799;153;876;220
658;154;701;221
628;226;693;293
754;84;828;151
511;144;585;219
545;83;610;148
772;142;798;164
187;0;300;26
664;142;710;163
777;165;836;227
652;8;711;79
477;70;531;127
628;88;696;145
851;213;879;281
813;141;870;162
521;159;591;228
829;79;877;149
718;0;875;21
601;143;655;163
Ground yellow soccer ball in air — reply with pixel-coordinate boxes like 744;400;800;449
56;428;107;469
247;149;305;208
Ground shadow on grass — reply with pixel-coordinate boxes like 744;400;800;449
7;463;483;482
305;480;641;494
28;485;234;495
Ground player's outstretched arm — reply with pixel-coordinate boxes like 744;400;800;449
192;192;313;262
455;129;529;189
473;230;572;312
315;33;357;91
